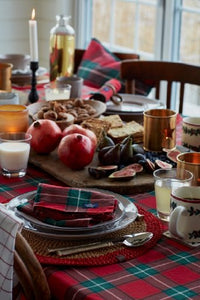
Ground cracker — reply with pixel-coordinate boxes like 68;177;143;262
107;120;144;143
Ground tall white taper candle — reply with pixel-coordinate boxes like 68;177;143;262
29;8;38;61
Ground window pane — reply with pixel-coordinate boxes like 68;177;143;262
180;9;200;64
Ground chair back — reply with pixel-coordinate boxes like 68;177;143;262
14;232;51;300
120;60;200;114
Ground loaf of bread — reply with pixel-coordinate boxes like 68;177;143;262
107;120;144;143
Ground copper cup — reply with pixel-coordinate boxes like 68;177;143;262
177;152;200;186
143;109;177;152
0;63;13;92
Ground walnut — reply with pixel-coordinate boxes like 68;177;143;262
37;110;44;119
74;98;84;107
43;110;58;121
57;112;71;120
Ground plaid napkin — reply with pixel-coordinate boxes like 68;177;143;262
17;183;118;227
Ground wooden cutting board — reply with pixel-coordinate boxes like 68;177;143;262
29;150;154;195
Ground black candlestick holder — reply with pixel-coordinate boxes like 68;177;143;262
28;61;39;103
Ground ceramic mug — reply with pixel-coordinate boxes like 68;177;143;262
169;186;200;243
56;75;83;98
182;117;200;152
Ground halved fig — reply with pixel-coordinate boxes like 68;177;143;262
109;168;136;180
88;165;118;179
123;163;143;173
144;159;155;173
166;149;181;163
155;159;173;169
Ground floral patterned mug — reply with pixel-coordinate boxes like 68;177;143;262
169;186;200;243
182;117;200;152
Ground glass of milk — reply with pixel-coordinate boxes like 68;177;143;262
0;132;32;178
153;168;193;222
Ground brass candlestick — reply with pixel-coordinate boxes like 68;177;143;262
28;61;39;103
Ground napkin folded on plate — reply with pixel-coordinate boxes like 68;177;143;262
17;183;118;227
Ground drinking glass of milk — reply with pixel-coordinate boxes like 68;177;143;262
0;132;32;178
153;168;193;222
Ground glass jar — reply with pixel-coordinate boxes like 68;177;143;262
49;15;75;81
0;104;29;133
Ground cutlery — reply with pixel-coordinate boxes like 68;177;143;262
48;231;153;257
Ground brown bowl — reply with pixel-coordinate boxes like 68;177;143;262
28;99;107;130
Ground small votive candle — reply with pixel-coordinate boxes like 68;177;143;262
44;82;71;101
0;104;29;133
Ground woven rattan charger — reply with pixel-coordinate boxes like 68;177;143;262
22;205;164;266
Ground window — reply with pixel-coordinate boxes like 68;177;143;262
75;0;200;115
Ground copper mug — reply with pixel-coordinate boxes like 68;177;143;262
0;63;13;92
143;109;177;152
177;152;200;186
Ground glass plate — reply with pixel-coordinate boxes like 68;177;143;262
6;189;138;240
106;94;164;114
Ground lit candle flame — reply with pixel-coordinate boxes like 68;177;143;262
31;8;36;20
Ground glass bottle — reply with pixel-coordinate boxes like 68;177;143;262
49;15;75;81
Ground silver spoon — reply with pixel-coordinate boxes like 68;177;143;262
48;232;153;257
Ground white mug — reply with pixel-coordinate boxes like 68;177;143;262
169;186;200;243
56;76;83;98
182;117;200;152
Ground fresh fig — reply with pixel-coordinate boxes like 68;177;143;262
109;168;136;180
132;144;145;155
98;131;115;150
129;153;146;163
98;146;114;162
166;149;181;163
124;163;143;173
155;159;173;169
120;137;133;164
99;143;121;165
88;165;118;179
144;158;155;173
121;135;131;145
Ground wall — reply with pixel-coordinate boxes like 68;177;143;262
0;0;74;69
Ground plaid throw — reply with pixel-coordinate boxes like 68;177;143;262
77;38;153;95
17;183;117;227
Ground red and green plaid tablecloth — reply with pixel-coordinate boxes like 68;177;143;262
0;164;199;300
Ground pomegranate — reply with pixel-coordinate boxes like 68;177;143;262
62;124;97;150
27;120;62;154
58;133;95;170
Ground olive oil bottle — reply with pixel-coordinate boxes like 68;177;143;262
50;15;75;81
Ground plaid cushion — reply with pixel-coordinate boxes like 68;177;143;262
17;183;117;227
77;38;153;95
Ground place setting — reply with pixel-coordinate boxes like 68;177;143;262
5;182;164;266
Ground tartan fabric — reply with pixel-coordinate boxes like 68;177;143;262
0;115;198;300
77;38;153;95
16;183;117;227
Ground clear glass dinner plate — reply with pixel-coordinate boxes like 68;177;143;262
107;94;164;114
6;189;138;240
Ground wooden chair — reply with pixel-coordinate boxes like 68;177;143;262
120;60;200;114
74;48;140;74
14;232;51;300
